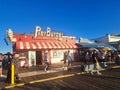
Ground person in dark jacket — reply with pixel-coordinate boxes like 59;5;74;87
6;52;20;83
6;52;13;83
12;53;20;81
115;51;120;65
0;53;3;77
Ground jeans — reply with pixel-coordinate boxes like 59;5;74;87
44;63;49;71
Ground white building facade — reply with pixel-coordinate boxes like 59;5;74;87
93;34;120;50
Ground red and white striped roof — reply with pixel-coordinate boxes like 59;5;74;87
16;41;77;50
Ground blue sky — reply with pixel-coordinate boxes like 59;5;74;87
0;0;120;53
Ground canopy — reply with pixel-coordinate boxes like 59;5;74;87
77;43;105;48
77;42;117;50
15;41;77;50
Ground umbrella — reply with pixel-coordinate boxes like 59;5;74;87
101;47;111;51
89;48;98;51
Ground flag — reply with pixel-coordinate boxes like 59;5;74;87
4;37;8;46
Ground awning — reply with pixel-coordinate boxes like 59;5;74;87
16;41;77;50
77;43;105;48
77;42;117;50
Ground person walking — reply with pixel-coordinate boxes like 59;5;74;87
67;50;73;71
6;52;13;83
91;50;102;75
61;51;68;71
44;51;50;72
0;53;3;77
84;51;90;73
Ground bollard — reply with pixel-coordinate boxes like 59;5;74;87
11;63;15;84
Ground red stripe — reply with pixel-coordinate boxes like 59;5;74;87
54;42;60;48
62;42;69;48
57;42;64;48
41;42;47;49
36;42;42;49
30;42;34;49
69;43;74;48
16;42;20;49
23;42;26;49
44;42;50;49
71;43;77;48
46;42;52;49
51;42;55;48
67;43;71;48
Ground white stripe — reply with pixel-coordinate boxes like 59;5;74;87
46;42;52;49
58;42;65;48
26;42;30;49
67;43;72;48
55;42;61;48
31;43;36;49
50;42;57;48
36;42;42;49
71;43;77;48
63;43;69;48
42;42;47;49
20;42;24;49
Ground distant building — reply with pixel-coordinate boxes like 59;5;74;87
79;37;94;43
93;34;120;50
7;26;78;67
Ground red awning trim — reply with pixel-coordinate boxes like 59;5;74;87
50;42;57;49
57;42;65;48
16;41;77;50
41;42;47;49
36;42;42;49
31;42;37;49
46;42;52;49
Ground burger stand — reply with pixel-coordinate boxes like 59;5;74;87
7;26;78;68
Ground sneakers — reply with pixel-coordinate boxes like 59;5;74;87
104;65;107;67
0;74;3;77
46;71;50;73
44;69;49;73
86;71;89;73
90;72;94;75
90;72;102;75
97;73;102;75
18;78;21;81
97;70;102;75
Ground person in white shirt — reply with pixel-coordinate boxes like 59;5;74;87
67;50;73;71
44;51;50;72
